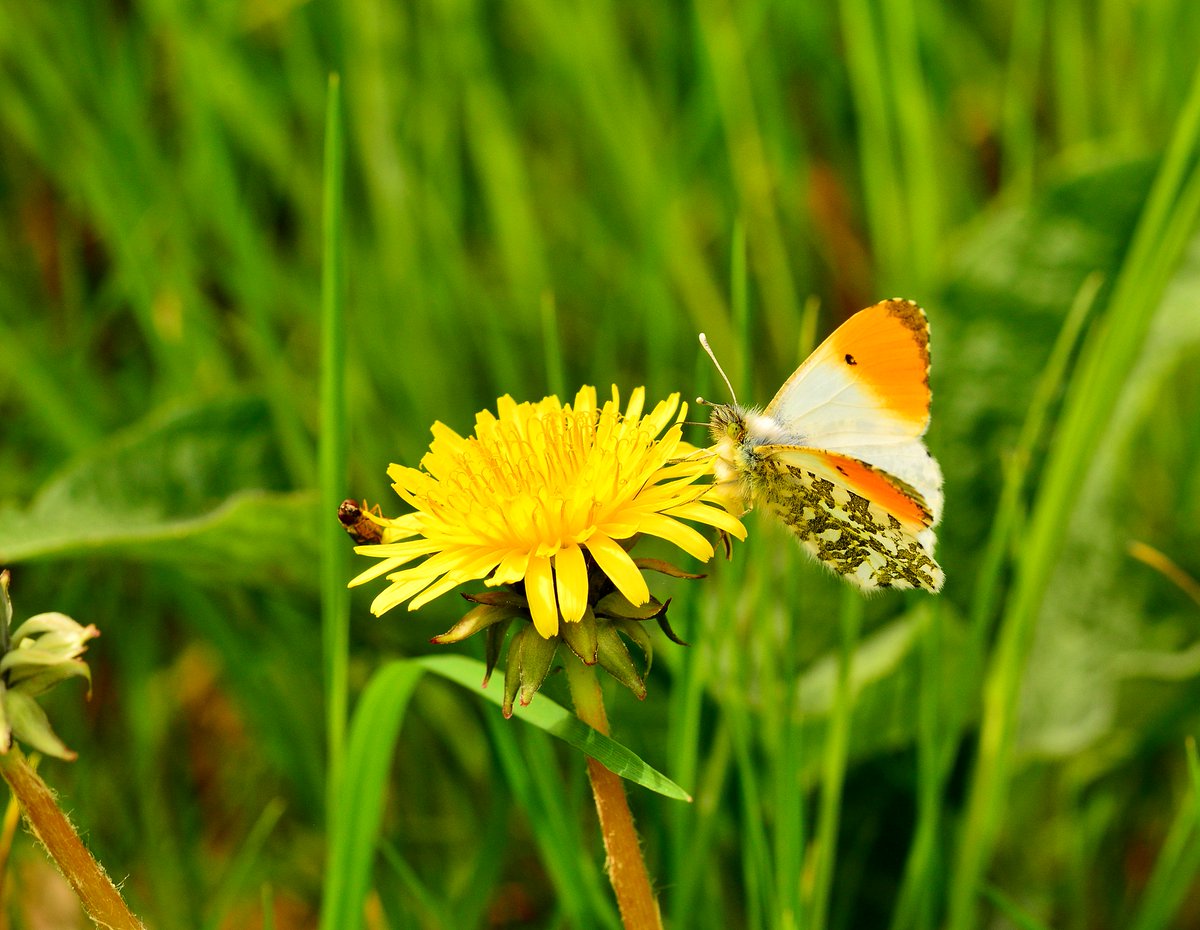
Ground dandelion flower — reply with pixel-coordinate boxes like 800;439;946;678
350;385;745;639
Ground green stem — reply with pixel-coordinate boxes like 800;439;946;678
564;655;663;930
319;72;349;811
807;589;865;930
0;747;145;929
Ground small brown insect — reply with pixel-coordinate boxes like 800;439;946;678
338;499;385;546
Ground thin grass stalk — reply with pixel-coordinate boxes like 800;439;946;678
947;60;1200;930
319;73;349;813
0;747;145;930
805;589;864;930
1128;741;1200;930
564;655;664;930
888;604;945;930
837;0;906;288
666;597;713;924
964;274;1101;648
1000;0;1044;199
1051;0;1091;148
696;0;800;354
484;716;619;929
671;719;734;927
540;290;566;399
981;884;1053;930
731;219;750;398
879;0;941;288
728;699;771;930
203;798;287;930
774;682;806;930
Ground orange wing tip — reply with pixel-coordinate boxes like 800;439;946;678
827;300;932;426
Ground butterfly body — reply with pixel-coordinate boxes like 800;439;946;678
708;299;944;592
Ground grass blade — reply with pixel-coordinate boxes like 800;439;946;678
1128;740;1200;930
318;661;424;930
418;654;692;801
319;72;349;813
947;58;1200;930
805;588;865;930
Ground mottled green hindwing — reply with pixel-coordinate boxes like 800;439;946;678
758;460;943;592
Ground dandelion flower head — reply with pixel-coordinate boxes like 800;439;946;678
350;385;745;637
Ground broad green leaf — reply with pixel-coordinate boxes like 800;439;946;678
0;399;319;585
319;661;424;930
418;653;692;802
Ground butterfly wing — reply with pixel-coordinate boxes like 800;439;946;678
762;298;942;524
751;444;944;592
766;299;931;440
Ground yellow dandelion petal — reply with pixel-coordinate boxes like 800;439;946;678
554;544;589;623
665;500;749;539
371;573;439;616
408;550;508;611
348;540;442;587
642;393;682;435
351;385;746;635
585;532;650;606
488;549;531;586
634;513;715;561
573;384;597;413
623;385;645;422
526;555;559;637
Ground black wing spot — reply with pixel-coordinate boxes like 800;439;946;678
836;465;847;475
844;353;857;365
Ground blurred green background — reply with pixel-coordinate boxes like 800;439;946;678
3;0;1200;928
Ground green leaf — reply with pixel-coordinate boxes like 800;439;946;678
319;661;424;930
3;688;75;760
0;399;319;586
418;654;690;802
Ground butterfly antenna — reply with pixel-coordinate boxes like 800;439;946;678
698;333;738;404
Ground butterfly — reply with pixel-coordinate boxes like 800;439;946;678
703;299;944;592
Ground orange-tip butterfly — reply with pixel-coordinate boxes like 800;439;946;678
703;299;944;592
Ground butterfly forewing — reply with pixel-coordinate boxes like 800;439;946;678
764;299;932;447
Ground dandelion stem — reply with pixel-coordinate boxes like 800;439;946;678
564;654;664;930
0;746;145;929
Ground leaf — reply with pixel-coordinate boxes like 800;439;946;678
3;688;75;760
319;661;424;930
794;606;968;784
319;653;690;930
0;398;320;586
418;654;691;801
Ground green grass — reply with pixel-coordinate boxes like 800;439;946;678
3;1;1200;928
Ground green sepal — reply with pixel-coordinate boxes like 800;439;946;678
596;623;646;699
502;630;523;718
0;572;12;655
0;682;10;753
9;612;96;650
614;619;654;676
10;660;93;699
633;558;706;580
4;688;75;760
595;591;667;621
655;605;689;646
482;618;515;687
431;604;523;645
461;590;529;609
560;606;598;665
518;628;559;708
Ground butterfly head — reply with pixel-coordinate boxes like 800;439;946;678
705;402;761;491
